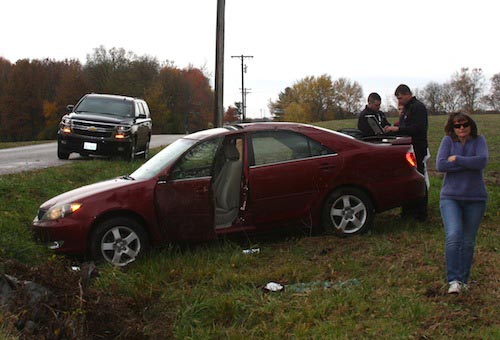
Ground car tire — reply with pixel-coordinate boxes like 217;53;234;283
322;188;374;237
57;144;70;160
90;217;149;266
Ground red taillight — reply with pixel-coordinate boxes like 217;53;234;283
406;151;417;167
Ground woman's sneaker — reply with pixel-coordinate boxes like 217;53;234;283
447;280;462;294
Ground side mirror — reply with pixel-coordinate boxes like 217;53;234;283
66;105;74;112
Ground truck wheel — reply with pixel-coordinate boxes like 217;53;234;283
125;140;136;162
143;140;150;159
57;144;70;160
90;217;149;266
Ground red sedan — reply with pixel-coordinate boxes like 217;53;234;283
32;123;425;266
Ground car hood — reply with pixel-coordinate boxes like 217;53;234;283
40;177;137;209
67;112;133;125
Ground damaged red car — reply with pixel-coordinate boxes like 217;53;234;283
32;123;426;266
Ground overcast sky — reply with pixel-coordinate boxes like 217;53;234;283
1;0;498;118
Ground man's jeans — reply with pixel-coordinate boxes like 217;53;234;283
440;199;486;283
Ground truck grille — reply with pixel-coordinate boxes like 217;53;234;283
71;119;122;138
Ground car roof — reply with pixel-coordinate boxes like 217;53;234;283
85;93;140;102
181;122;355;143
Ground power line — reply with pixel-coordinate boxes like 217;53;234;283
231;54;253;121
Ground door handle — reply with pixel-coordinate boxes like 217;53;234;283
319;164;336;170
195;186;209;194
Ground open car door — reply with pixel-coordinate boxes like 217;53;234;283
154;137;223;241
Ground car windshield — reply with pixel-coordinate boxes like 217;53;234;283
130;138;197;180
75;97;134;117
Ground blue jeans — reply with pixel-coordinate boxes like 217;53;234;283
440;199;486;283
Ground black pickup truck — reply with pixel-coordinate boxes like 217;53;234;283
57;93;152;161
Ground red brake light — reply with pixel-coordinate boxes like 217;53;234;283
406;151;417;167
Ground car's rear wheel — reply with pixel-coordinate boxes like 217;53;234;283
90;217;149;266
322;188;374;237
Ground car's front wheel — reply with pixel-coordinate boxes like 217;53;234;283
322;188;374;236
90;217;149;266
124;140;136;162
57;143;70;160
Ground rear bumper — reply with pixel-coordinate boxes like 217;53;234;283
372;172;427;212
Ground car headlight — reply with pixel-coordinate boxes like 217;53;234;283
41;203;82;221
115;125;131;139
60;117;72;133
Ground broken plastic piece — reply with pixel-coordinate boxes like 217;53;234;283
263;282;284;292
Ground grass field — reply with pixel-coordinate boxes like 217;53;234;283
0;114;499;339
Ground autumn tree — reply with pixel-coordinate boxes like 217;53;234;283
224;105;240;123
181;66;214;132
146;63;213;133
450;67;485;113
332;77;363;118
0;59;46;140
37;60;90;139
269;87;295;121
146;64;181;134
269;75;337;122
483;73;500;111
84;46;159;98
269;75;363;122
0;57;12;136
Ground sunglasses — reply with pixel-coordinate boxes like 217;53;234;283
453;122;470;129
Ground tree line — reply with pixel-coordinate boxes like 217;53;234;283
0;46;215;142
269;68;500;122
1;45;499;142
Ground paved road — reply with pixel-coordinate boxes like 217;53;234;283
0;135;183;175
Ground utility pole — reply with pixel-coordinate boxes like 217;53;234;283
231;54;253;121
214;0;225;127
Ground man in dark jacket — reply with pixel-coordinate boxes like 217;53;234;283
385;84;429;221
357;92;390;136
